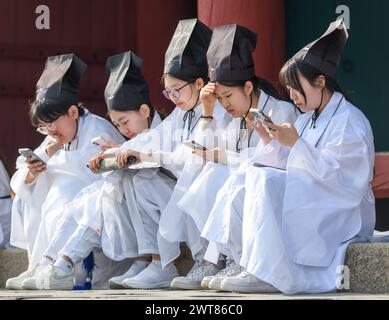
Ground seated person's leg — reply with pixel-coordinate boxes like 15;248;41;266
22;225;100;290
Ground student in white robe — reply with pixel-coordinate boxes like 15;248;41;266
113;19;229;289
0;157;12;248
220;20;376;294
6;54;124;290
18;51;165;290
172;24;298;290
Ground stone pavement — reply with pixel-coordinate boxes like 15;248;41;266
1;289;389;300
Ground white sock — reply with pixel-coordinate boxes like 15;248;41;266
54;258;73;272
39;257;53;266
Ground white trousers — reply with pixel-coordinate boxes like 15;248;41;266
202;172;245;264
44;215;131;289
133;169;180;267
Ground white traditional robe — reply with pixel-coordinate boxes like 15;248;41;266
0;160;12;247
177;92;298;263
241;92;375;294
10;109;124;268
41;111;161;289
132;102;231;267
67;113;163;261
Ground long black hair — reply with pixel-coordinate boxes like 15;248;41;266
279;58;352;103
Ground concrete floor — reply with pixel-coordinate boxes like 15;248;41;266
1;289;389;300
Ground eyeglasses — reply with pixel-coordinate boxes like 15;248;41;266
36;122;58;135
162;82;191;100
35;113;66;135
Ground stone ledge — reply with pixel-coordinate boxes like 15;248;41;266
0;248;29;288
174;245;194;276
344;242;389;294
1;242;389;294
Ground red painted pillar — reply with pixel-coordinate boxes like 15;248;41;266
198;0;285;86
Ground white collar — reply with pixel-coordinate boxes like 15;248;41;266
257;90;270;112
310;91;344;127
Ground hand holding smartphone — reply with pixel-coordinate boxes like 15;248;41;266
248;108;274;130
18;148;44;163
19;148;46;183
249;108;273;124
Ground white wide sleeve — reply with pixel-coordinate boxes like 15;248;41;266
282;117;375;267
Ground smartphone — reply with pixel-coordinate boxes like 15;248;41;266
91;136;108;148
248;109;275;131
18;148;44;163
249;108;273;124
183;140;207;151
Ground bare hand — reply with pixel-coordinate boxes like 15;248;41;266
266;122;299;147
116;150;152;168
200;82;217;116
45;141;62;158
24;158;46;184
246;116;272;145
192;147;227;164
88;153;113;173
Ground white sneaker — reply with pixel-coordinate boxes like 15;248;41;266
109;261;149;289
171;261;220;290
5;264;47;290
22;265;74;290
203;259;243;290
220;271;279;293
122;261;178;289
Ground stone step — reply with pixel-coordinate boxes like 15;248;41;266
0;248;28;288
1;242;388;294
344;242;389;294
174;245;194;276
